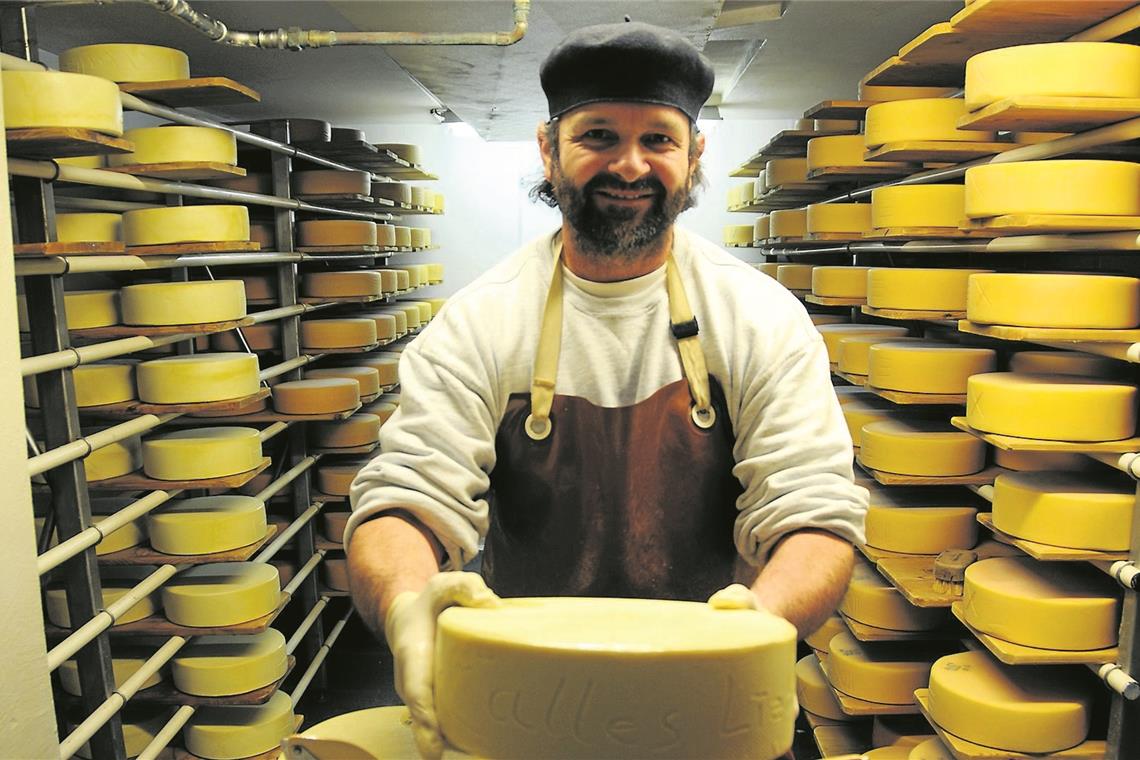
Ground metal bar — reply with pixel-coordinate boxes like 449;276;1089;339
27;413;177;478
255;455;320;503
252;502;323;564
1093;663;1140;701
289;607;353;708
287;596;330;655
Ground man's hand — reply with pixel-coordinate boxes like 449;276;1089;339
708;583;764;611
384;571;500;759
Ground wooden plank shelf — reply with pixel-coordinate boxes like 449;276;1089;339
98;525;279;567
167;404;363;424
956;320;1140;344
129;388;271;416
873;539;1023;609
862;227;992;240
976;514;1129;562
818;660;922;716
833;370;868;387
6;127;133;159
803;233;865;243
950;415;1140;454
120;77;260;107
299;342;380;355
297;294;388;305
806;165;917;182
864;385;966;406
87;457;272;491
69;316;255;340
840;613;961;644
132;657;294;707
14;241;125;257
812;724;871;758
309;441;379;456
862;305;964;322
106;162;247;181
295;245;393;255
950;603;1119;665
958;95;1140;133
865;140;1015;163
44;592;292;640
124;241;262;256
855;459;1005;487
961;213;1140;235
804;100;873;121
294;193;379;210
805;294;865;306
950;0;1136;36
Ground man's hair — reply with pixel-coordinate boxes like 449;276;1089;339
529;119;706;208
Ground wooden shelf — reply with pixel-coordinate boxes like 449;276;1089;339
294;193;381;210
959;94;1140;133
805;294;865;307
297;294;388;305
170;404;363;424
803;232;865;243
69;316;255;340
833;370;868;387
950;603;1118;665
803;100;873;121
98;525;279;567
961;213;1140;235
856;459;1005;487
126;388;271;416
951;0;1136;36
309;441;379;456
841;613;960;644
124;241;262;256
92;592;289;638
120;77;260;107
873;539;1023;609
14;241;125;257
299;342;380;355
956;319;1140;344
87;457;271;491
864;385;966;406
106;162;246;181
296;245;394;255
806;165;917;182
6;127;132;159
862;228;991;241
819;661;921;716
132;656;294;707
949;416;1140;454
862;305;964;322
976;514;1129;562
865;140;1014;163
812;723;871;757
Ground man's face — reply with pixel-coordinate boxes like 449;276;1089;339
540;102;704;259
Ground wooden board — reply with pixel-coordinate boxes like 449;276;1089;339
87;457;271;491
108;592;290;637
120;77;259;107
861;54;960;89
295;245;388;254
170;405;363;424
956;319;1140;344
14;241;125;257
949;416;1140;454
6;127;133;159
818;660;921;716
813;724;871;757
856;459;1004;487
69;315;255;340
294;193;378;210
862;305;964;322
124;241;261;256
897;22;1056;72
309;441;379;456
803;100;873;121
106;162;246;180
98;525;278;567
876;556;966;608
976;514;1129;562
806;165;917;182
949;603;1118;665
131;388;271;416
833;370;868;387
297;294;387;304
862;228;991;240
960;93;1140;132
803;233;866;243
132;656;294;707
962;212;1140;235
841;613;961;644
801;710;862;732
300;341;380;355
864;385;966;406
805;294;865;306
949;0;1136;35
865;141;1015;163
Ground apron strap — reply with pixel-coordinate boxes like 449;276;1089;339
666;252;717;429
525;240;564;440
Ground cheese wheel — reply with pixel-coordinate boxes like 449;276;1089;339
817;324;909;363
122;205;250;246
234;272;276;303
756;170;768;194
299;318;378;350
142;427;262;481
755;262;781;279
58;154;105;169
436;598;796;760
965;42;1140;111
841;561;949;631
966;160;1140;218
927;651;1091;753
432;193;445;212
2;71;123;135
400;301;433;324
372;182;412;204
369;269;398;294
186;690;294;760
723;224;755;245
324;511;350;543
804;615;846;655
425;263;445;284
838;337;928;376
148;495;267;555
796;654;850;721
966;372;1137;441
411;228;432;248
765;158;809;187
209;323;279;352
248;222;275;249
309;413;382;449
173;630;287;697
774;263;813;290
993;471;1133;551
390;269;412;291
868;343;996;393
45;567;158;628
109;126;237;167
392;303;422;329
317;459;370;496
297;220;378;247
293;169;371;196
754;216;770;242
369;307;408;336
827;632;946;705
25;361;135;408
908;738;954;760
74;710;170;759
324;558;350;590
375;224;398;247
870;185;965;229
859;83;959;101
273;378;360;415
363;400;398;423
966;272;1140;328
60;651;160;696
84;436;143;482
301;271;383;298
356;355;400;387
211;173;273;195
59;42;189;82
841;401;920;449
865;505;979;554
306;366;381;397
90;498;146;555
356;312;398;341
332;127;366;142
866;267;990;311
992;448;1094;472
865;99;996;147
120;280;246;326
864;747;916;760
807;135;909;170
56;213;121;243
963;556;1120;650
248;117;330;143
380;143;421;164
1008;350;1124;379
806;203;872;235
163;562;279;628
861;419;986;476
40;289;121;330
136;353;259;404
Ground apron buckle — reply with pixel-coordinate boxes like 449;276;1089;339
691;404;716;429
524;413;553;441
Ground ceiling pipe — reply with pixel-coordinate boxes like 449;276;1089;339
49;0;530;48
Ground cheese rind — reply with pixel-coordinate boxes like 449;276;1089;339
300;318;378;349
356;355;400;387
827;632;945;705
867;344;996;394
867;267;990;311
807;135;908;170
865;506;979;554
109;126;237;167
838;336;926;376
817;324;909;363
860;419;986;476
804;615;846;655
871;185;965;229
993;471;1134;551
74;710;170;759
316;459;370;496
121;280;246;326
841;561;949;631
723;224;755;245
908;738;955;760
840;397;914;446
147;495;267;555
324;558;350;590
172;629;288;696
765;158;809;186
136;353;260;404
56;213;122;243
965;160;1140;218
812;266;869;298
297;220;378;247
754;216;770;242
122;205;250;246
993;448;1094;472
24;361;135;408
797;654;850;721
163;562;280;628
806;203;872;235
46;568;158;628
186;691;294;760
60;653;160;696
309;413;382;449
775;264;813;290
293;169;371;196
2;71;123;135
142;427;262;480
301;271;383;298
1008;350;1124;379
864;99;996;147
305;366;381;397
966;272;1140;329
84;436;143;482
769;209;807;238
273;378;360;414
59;43;190;82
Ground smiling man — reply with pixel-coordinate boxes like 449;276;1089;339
346;21;867;759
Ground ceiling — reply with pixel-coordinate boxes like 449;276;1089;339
29;0;961;140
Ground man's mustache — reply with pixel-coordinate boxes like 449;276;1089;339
584;174;665;195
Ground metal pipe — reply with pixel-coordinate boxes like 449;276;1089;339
966;483;994;502
1092;662;1140;700
253;503;323;564
290;607;353;708
1085;452;1140;479
282;549;326;598
287;596;330;655
27;413;178;477
136;705;194;760
255;455;320;503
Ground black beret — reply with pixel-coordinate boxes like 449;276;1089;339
540;21;715;122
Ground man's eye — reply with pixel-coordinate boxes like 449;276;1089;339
645;134;675;146
581;129;614;141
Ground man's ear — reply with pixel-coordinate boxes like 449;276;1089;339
537;121;555;181
693;130;706;161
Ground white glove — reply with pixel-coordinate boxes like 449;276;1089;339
707;583;763;611
384;572;500;759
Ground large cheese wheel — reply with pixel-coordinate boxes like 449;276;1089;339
60;650;161;696
109;126;237;167
363;400;398;424
185;690;294;760
163;562;279;628
992;448;1095;472
815;118;860;131
120;280;246;325
868;343;996;394
375;224;398;248
861;419;986;476
58;155;105;169
56;213;121;243
804;615;846;654
966;272;1140;329
866;267;989;311
309;413;382;449
817;324;909;363
45;567;157;628
841;561;948;631
393;227;413;248
425;263;445;284
381;144;422;164
65;290;121;330
84;436;143;482
305;366;381;397
122;205;250;246
293;169;371;196
324;558;350;591
723;224;755;245
211;173;273;195
400;301;432;324
317;459;370;496
300;318;378;349
965;160;1140;218
147;495;267;555
966;372;1137;441
324;511;350;543
865;505;978;554
1008;350;1124;379
870;186;965;229
859;83;958;101
754;215;770;242
864;99;996;147
909;738;955;760
841;400;917;449
372;181;412;205
142;427;262;480
411;228;432;248
59;43;190;82
964;42;1140;111
391;303;422;329
136;353;259;404
927;651;1091;753
755;262;781;279
435;598;796;760
796;654;850;721
807;135;909;170
297;220;378;247
356;312;398;341
963;557;1120;650
356;355;400;387
209;323;279;353
827;632;946;705
273;378;359;415
806;204;872;235
775;264;813;290
838;337;929;376
248;222;275;249
369;307;407;336
72;363;136;408
302;271;383;298
172;629;288;697
765;158;809;186
2;71;123;136
993;471;1134;551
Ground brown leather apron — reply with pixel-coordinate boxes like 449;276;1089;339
483;239;743;602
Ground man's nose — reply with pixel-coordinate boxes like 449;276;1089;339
608;142;651;183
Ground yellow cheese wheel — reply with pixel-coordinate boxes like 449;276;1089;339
1012;130;1071;144
405;265;427;288
394;226;413;247
432;193;445;213
147;495;267;555
723;224;755;245
306;366;381;397
297;220;378;247
373;224;397;247
109;126;237;167
233;273;276;303
324;558;350;590
804;615;846;655
380;143;421;163
861;419;986;476
409;187;427;207
210;323;279;352
756;170;768;194
390;269;412;291
293;169;371;196
74;710;171;759
928;651;1091;753
400;301;433;324
866;267;990;311
392;303;422;329
357;355;400;387
966;160;1140;218
864;746;917;759
163;562;280;628
172;629;288;697
827;632;946;705
45;567;158;628
765;158;809;186
865;99;996;147
817;324;909;363
807;135;909;170
754;215;771;241
142;427;262;481
425;263;445;284
120;280;246;326
368;269;397;294
993;448;1095;472
797;654;851;721
363;400;398;424
324;511;350;543
838;337;929;376
841;561;949;631
436;598;796;760
273;378;360;415
964;42;1140;111
372;182;412;205
60;651;161;696
58;154;105;169
84;436;143;482
993;471;1134;551
20;289;122;331
122;205;250;246
411;228;432;248
966;272;1140;328
248;222;275;249
868;343;997;394
90;505;145;556
909;738;955;760
870;185;966;229
841;400;918;449
1008;350;1124;379
859;83;959;101
356;312;398;341
56;213;121;243
865;505;979;554
25;361;135;408
2;71;123;135
136;353;259;404
59;42;190;82
300;318;378;349
806;203;872;235
369;307;408;336
309;413;382;449
301;271;383;298
185;690;294;760
755;262;781;279
317;459;370;496
966;372;1137;441
774;263;814;290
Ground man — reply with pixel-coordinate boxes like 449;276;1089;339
346;21;867;759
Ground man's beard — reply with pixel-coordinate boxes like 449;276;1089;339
551;167;691;260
